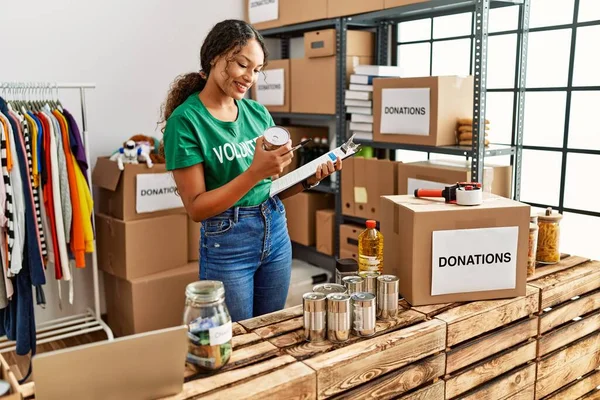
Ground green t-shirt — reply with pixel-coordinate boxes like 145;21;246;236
163;92;274;207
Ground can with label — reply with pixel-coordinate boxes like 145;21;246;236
313;283;347;296
351;292;376;337
342;275;365;295
303;292;327;342
262;126;290;151
326;293;351;343
377;275;399;320
358;271;380;296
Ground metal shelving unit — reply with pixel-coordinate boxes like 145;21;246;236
257;0;530;267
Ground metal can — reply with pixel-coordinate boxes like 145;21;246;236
335;258;358;285
342;275;365;295
303;292;327;342
262;126;290;151
377;275;399;320
351;292;376;337
358;271;380;296
313;283;347;296
326;293;351;343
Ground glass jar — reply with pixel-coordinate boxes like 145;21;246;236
527;223;539;276
183;281;232;372
536;207;562;264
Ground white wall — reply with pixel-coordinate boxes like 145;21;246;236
0;0;243;323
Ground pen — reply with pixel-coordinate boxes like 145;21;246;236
282;138;313;155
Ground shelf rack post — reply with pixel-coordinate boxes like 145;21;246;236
335;17;348;259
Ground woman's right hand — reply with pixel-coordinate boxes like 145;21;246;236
248;136;294;181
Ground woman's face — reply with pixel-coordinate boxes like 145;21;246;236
211;38;265;100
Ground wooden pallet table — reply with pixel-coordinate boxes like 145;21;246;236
527;255;600;400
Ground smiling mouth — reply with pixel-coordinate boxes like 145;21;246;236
235;82;248;90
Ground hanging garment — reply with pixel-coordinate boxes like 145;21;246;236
63;109;88;184
48;111;72;245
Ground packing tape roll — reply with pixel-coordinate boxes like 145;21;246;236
456;188;482;206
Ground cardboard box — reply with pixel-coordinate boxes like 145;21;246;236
385;0;430;8
281;125;329;175
92;157;185;221
282;192;335;246
340;248;358;261
304;29;374;58
188;218;200;262
251;59;290;113
397;160;513;199
327;0;384;17
104;263;198;337
96;213;188;280
373;76;474;147
341;157;356;216
380;195;530;306
316;209;335;256
339;223;362;255
246;0;327;30
291;56;374;114
352;158;398;221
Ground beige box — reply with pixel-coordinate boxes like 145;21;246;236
341;157;356;217
250;59;290;113
316;209;335;256
92;157;185;221
282;192;335;246
352;158;399;221
104;263;198;337
385;0;430;8
339;223;362;255
304;29;375;58
327;0;384;17
246;0;327;30
380;195;530;306
188;217;200;262
96;213;188;280
397;160;513;199
373;76;474;147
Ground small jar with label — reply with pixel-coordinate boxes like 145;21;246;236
536;207;563;265
184;281;232;372
527;222;539;276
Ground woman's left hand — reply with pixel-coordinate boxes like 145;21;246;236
306;157;343;186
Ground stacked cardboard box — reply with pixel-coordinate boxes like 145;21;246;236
92;157;198;337
282;192;335;248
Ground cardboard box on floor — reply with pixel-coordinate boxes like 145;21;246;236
104;263;198;337
380;194;530;306
373;76;474;147
339;223;363;259
188;218;201;262
327;0;384;17
282;192;335;246
92;157;185;221
397;160;513;199
246;0;327;31
352;157;399;220
316;209;335;256
96;213;188;280
250;59;290;113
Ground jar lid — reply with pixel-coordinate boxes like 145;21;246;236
185;281;225;303
538;207;563;221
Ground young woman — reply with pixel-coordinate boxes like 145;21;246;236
160;19;342;322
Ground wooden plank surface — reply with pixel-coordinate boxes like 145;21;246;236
222;341;280;372
232;332;263;349
460;363;536;400
254;316;303;339
527;255;589;282
544;369;600;400
540;290;600;334
282;310;426;360
238;305;303;331
538;310;600;357
537;331;600;379
581;389;600;400
503;384;535;400
528;261;600;310
331;353;445;400
446;317;538;374
397;381;445;400
232;322;247;336
436;286;539;347
410;303;460;318
200;362;316;400
164;356;297;399
303;320;446;399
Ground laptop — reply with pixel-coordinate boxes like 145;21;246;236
32;325;188;400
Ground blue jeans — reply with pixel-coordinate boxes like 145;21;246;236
199;196;292;322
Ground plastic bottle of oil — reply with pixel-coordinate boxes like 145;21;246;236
358;220;383;273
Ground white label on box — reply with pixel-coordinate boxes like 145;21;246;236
407;178;447;195
209;321;232;346
256;68;284;106
136;173;183;213
248;0;278;24
380;88;430;136
431;226;519;296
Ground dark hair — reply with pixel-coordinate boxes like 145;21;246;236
160;19;268;127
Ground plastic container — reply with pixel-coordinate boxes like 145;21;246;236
536;207;562;264
527;223;539;276
358;220;384;273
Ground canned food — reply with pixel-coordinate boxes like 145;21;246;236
377;275;399;320
358;271;380;296
313;283;347;296
351;292;376;337
342;275;365;295
326;293;351;343
303;292;327;342
262;126;290;151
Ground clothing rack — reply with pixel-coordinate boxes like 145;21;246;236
0;82;114;353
